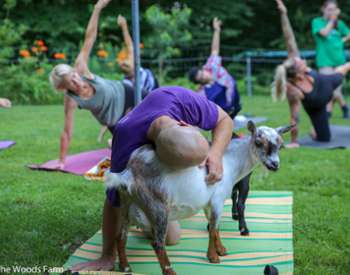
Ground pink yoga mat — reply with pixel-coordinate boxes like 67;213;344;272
28;148;111;175
0;140;16;150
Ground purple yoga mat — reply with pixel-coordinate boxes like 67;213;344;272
28;148;111;175
0;140;16;150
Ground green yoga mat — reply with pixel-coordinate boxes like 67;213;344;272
63;191;294;275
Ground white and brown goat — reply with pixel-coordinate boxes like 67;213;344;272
105;121;291;275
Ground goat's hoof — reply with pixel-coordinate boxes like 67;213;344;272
232;213;239;220
207;253;220;263
119;264;132;273
239;227;250;236
216;245;227;256
163;267;177;275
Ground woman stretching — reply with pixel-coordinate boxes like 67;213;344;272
273;0;350;147
49;0;134;167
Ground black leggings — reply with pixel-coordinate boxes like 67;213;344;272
304;106;331;142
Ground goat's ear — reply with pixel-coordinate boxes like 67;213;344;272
276;124;294;135
247;120;256;136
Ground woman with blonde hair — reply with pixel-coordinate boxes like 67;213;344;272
49;0;135;168
273;0;350;147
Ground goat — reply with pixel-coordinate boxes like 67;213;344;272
105;121;292;275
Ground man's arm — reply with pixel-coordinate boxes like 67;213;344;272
276;0;300;58
118;15;134;67
59;96;77;167
74;0;111;77
211;17;222;56
205;107;233;184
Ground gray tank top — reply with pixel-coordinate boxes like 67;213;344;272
66;74;125;127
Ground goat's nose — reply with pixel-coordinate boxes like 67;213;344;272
271;161;279;168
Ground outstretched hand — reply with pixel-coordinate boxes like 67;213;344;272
95;0;112;10
117;15;127;27
213;17;222;31
275;0;287;14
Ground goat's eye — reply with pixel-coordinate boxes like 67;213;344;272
255;140;263;147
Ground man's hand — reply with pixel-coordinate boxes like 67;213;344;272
118;15;127;27
95;0;112;10
0;98;11;108
213;17;222;31
201;151;223;185
276;0;287;14
329;8;341;21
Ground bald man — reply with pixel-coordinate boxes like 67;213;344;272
72;86;233;272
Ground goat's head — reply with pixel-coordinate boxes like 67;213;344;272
247;121;292;171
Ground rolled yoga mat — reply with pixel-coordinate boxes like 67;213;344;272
63;191;294;275
0;140;16;150
299;125;350;149
27;148;111;176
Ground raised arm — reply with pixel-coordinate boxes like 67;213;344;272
74;0;112;77
59;96;77;167
276;0;300;58
118;15;134;66
211;18;222;56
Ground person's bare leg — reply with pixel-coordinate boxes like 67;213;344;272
166;221;181;245
71;198;120;271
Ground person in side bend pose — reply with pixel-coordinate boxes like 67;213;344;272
98;14;159;143
188;17;241;119
49;0;136;167
273;0;350;147
71;86;233;272
312;0;349;119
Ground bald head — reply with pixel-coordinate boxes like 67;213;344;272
155;125;209;169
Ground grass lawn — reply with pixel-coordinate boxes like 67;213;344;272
0;95;349;275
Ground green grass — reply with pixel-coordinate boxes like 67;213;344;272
0;95;349;275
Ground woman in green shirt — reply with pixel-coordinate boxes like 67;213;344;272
312;0;349;118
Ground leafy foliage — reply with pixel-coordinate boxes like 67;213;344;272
144;4;192;80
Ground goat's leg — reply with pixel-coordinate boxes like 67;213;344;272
231;184;239;220
134;190;176;275
116;206;132;272
237;173;251;236
207;203;227;263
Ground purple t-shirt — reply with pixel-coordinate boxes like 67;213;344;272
110;86;219;173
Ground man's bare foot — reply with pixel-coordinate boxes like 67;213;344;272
70;256;115;272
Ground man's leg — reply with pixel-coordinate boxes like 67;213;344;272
71;198;120;271
166;221;181;245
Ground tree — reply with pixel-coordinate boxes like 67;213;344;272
144;3;192;81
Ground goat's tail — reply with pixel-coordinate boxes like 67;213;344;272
104;170;133;193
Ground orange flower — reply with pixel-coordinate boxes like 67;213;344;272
97;49;108;58
139;43;144;49
36;40;45;47
54;53;66;59
40;45;48;52
19;49;31;58
31;47;38;53
117;48;128;63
